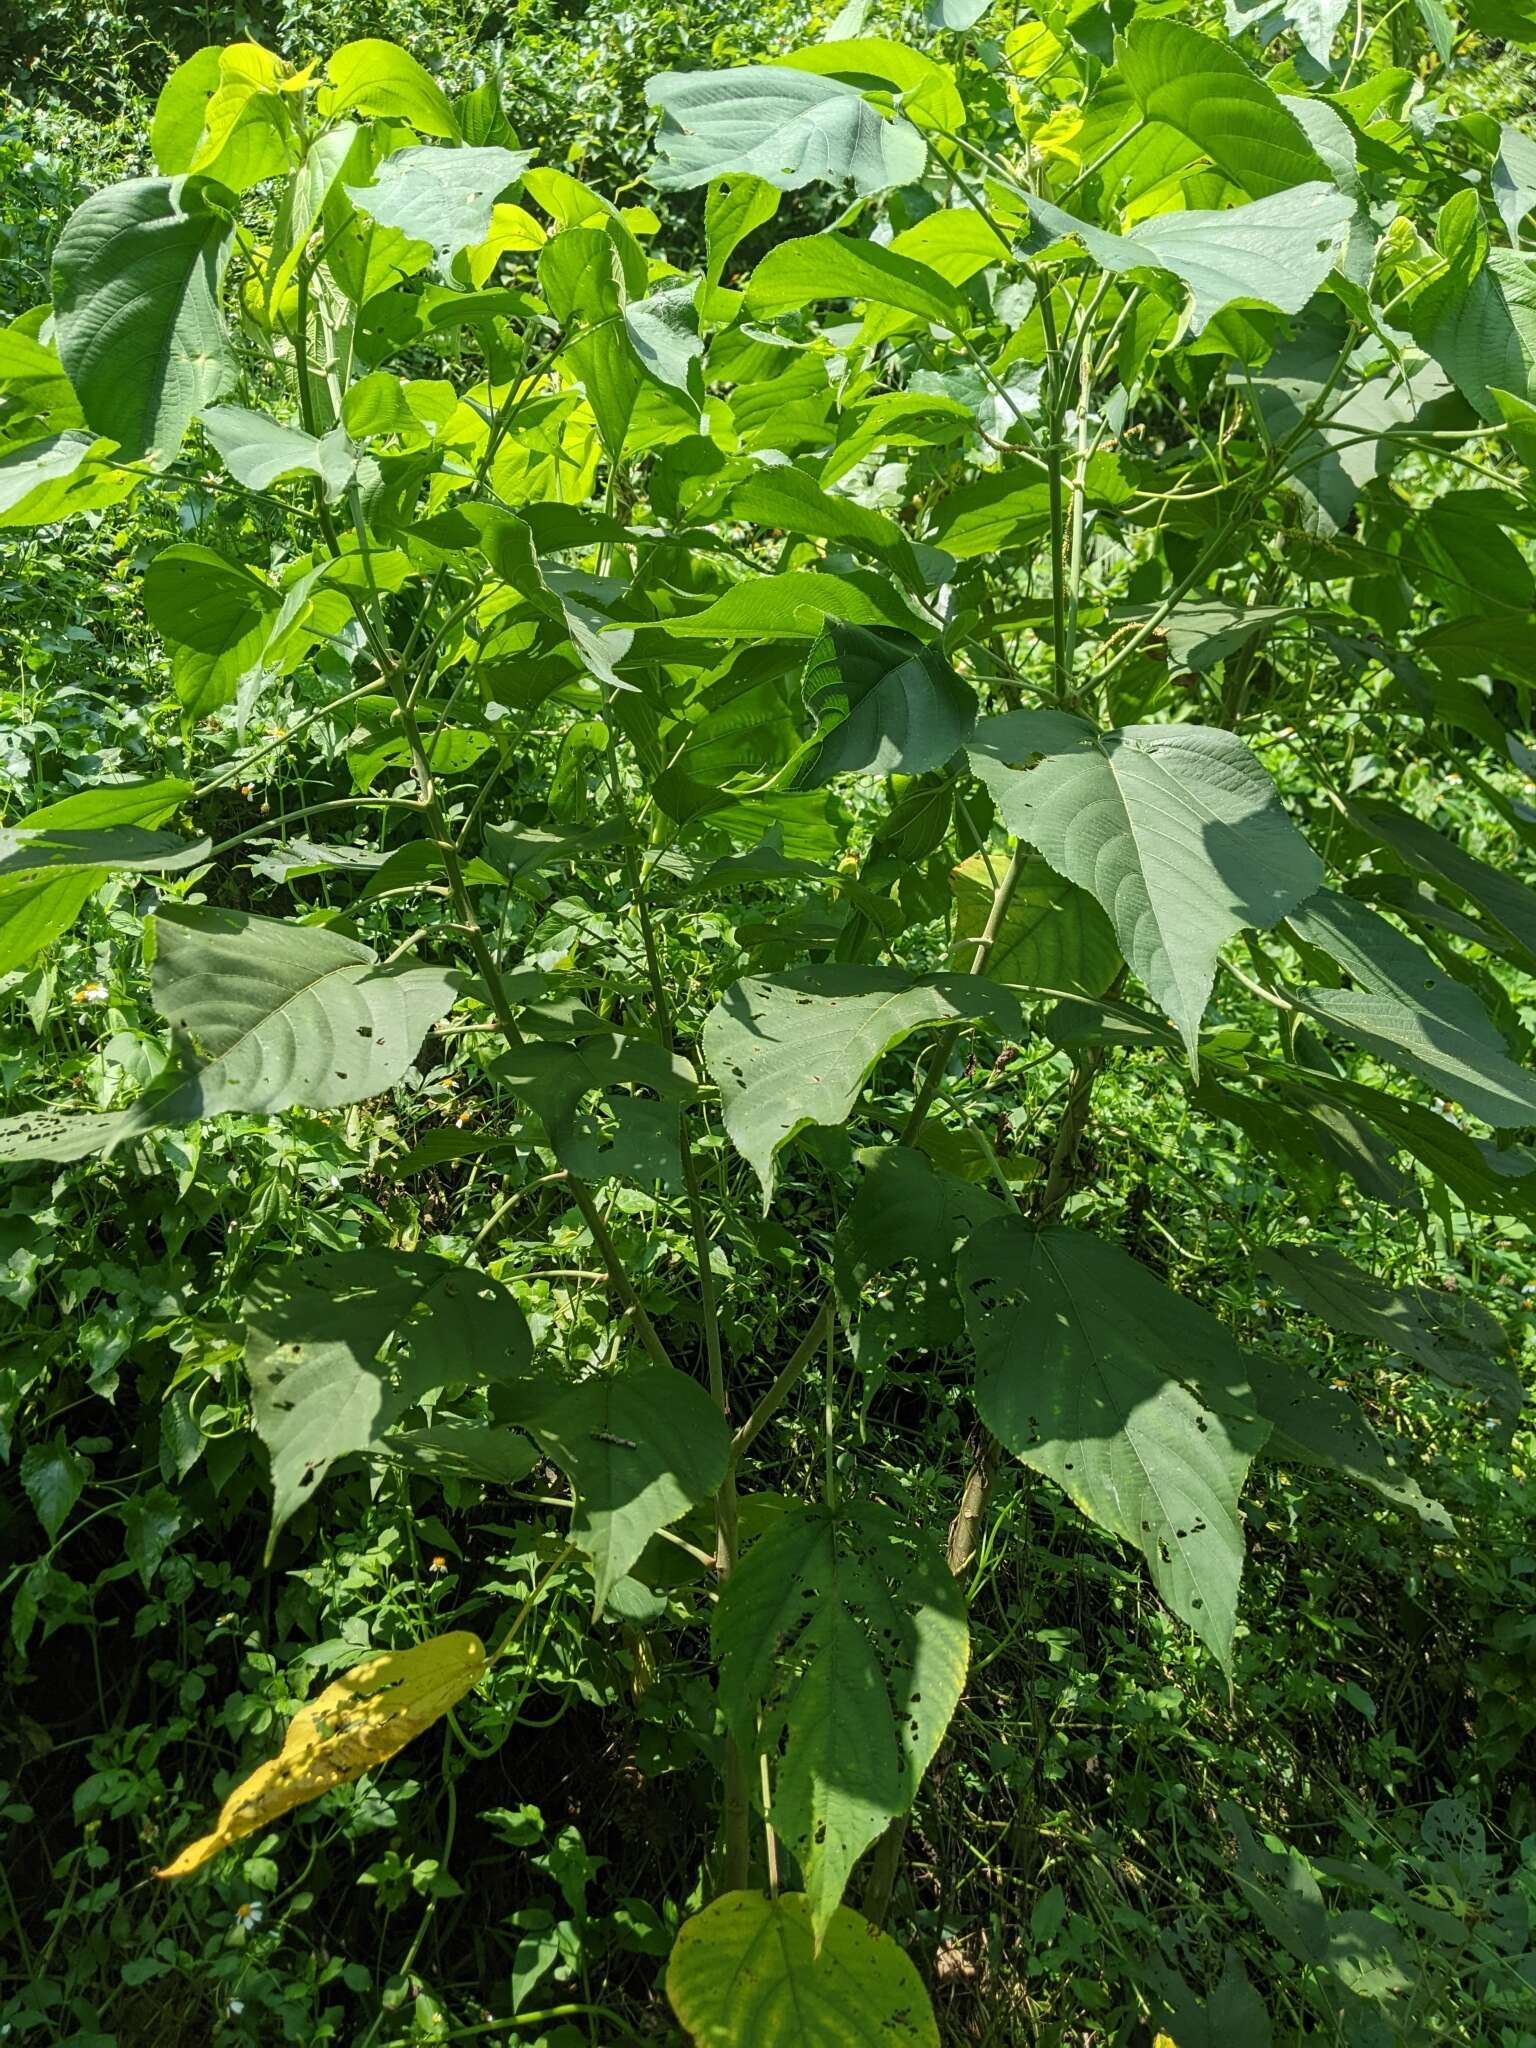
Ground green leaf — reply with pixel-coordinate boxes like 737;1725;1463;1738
201;406;356;496
1116;19;1332;199
0;907;461;1163
723;465;928;584
833;1146;1002;1368
0;431;137;528
493;1032;698;1188
646;66;926;194
704;172;780;285
321;40;459;138
143;541;277;653
715;1501;968;1939
1494;123;1536;245
1353;801;1536;976
20;1438;87;1543
667;1892;938;2048
51;174;236;464
1023;184;1354;338
347;144;533;273
623;283;704;402
150;45;224;172
627;569;927;645
926;452;1132;558
1417;246;1536;420
701;965;1021;1204
1227;0;1350;67
538;228;640;456
948;853;1120;995
1245;1354;1451;1534
745;232;966;326
968;712;1322;1065
0;779;194;975
1287;891;1536;1129
246;1249;532;1549
959;1220;1270;1663
1256;1243;1522;1430
520;1364;730;1612
792;624;975;786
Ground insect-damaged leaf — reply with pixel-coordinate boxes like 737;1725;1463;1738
959;1220;1270;1664
245;1248;534;1549
701;966;1021;1205
667;1891;939;2046
156;1631;485;1877
791;624;976;787
520;1363;731;1613
714;1501;967;1942
833;1146;1002;1368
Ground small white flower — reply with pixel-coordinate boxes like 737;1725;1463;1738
227;2001;245;2017
235;1900;264;1928
71;981;109;1004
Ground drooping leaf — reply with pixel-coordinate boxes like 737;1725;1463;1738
704;172;780;285
347;144;533;272
1244;1353;1452;1533
1287;891;1536;1129
701;966;1021;1204
959;1219;1270;1663
538;227;641;455
968;712;1322;1064
1353;801;1536;975
51;174;236;464
1022;184;1354;338
791;624;976;786
948;853;1120;995
245;1248;533;1545
1118;19;1331;198
833;1145;1003;1369
0;430;137;527
1417;245;1536;420
20;1438;87;1543
646;66;926;194
520;1363;731;1612
1493;123;1536;246
623;283;704;401
1256;1242;1522;1430
156;1632;485;1877
715;1501;968;1939
667;1892;938;2048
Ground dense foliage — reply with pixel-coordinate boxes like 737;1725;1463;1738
5;0;1536;2042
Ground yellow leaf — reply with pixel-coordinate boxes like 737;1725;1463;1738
1154;2035;1179;2047
156;1631;485;1879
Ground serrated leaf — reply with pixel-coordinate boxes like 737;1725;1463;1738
156;1631;485;1878
51;174;236;464
246;1248;533;1546
1287;891;1536;1129
646;66;926;194
667;1892;938;2048
959;1220;1269;1663
521;1364;730;1612
968;712;1321;1065
701;965;1021;1204
715;1501;967;1940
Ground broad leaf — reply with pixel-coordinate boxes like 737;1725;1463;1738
246;1248;533;1544
701;966;1021;1203
1117;19;1331;199
744;232;965;325
52;174;236;464
959;1219;1270;1662
0;791;202;977
792;625;975;786
348;144;533;272
521;1363;731;1612
1494;123;1536;246
1257;1243;1522;1430
157;1632;485;1877
1245;1353;1451;1533
646;66;926;194
968;712;1322;1064
321;39;458;137
948;853;1120;995
0;431;137;527
1353;802;1536;975
201;406;356;496
715;1501;968;1939
833;1145;1003;1369
1022;184;1354;337
494;1032;698;1188
667;1892;938;2047
1287;891;1536;1129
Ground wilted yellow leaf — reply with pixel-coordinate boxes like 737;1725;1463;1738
156;1630;485;1879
